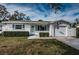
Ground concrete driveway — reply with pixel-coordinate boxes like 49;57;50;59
55;37;79;50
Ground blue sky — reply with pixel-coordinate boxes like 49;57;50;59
1;3;79;22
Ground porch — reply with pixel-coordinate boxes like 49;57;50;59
30;24;49;36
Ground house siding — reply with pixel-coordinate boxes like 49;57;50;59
0;20;76;37
25;24;31;32
2;24;12;31
2;23;31;32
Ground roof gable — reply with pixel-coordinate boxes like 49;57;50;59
53;20;71;25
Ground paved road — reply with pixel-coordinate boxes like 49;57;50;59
55;37;79;50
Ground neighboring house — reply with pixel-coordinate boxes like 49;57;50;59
0;20;76;37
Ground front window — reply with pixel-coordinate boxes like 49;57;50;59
36;25;49;31
13;24;25;30
15;25;22;29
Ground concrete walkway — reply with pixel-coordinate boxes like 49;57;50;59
28;36;79;50
55;37;79;50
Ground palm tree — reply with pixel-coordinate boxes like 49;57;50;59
48;3;63;14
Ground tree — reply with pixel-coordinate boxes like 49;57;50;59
71;18;79;28
10;11;31;21
10;11;26;20
9;14;16;21
26;16;31;21
0;4;9;21
48;3;63;14
75;18;79;24
19;13;26;20
38;19;43;21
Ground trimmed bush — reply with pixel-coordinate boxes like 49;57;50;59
3;31;29;37
76;28;79;38
39;32;49;37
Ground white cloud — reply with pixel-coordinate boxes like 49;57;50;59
0;4;32;14
1;3;79;22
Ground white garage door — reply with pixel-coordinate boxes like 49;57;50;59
55;27;66;36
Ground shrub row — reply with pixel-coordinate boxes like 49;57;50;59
3;31;29;37
39;32;49;37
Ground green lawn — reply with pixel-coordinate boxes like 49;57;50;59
0;36;79;55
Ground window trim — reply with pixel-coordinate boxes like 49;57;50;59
13;24;25;30
36;25;49;31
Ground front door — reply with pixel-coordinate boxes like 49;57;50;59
31;26;35;34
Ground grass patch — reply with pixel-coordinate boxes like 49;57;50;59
0;36;79;55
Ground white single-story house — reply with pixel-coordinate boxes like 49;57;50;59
0;20;76;37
